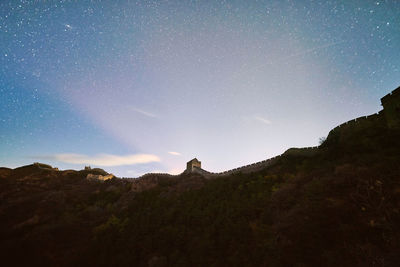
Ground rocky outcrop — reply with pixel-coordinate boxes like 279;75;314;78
86;174;114;182
0;167;12;178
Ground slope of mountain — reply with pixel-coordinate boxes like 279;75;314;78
1;88;400;267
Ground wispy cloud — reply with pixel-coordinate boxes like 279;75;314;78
132;107;157;118
254;116;272;125
168;151;181;156
37;153;160;166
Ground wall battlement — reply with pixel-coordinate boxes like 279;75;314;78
328;112;381;136
381;86;400;103
134;86;399;181
381;86;400;128
193;154;286;179
328;86;400;137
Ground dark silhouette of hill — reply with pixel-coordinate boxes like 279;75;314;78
1;87;400;267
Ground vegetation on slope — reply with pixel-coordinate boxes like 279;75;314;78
1;115;400;267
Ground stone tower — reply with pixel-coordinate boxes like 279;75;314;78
186;158;201;172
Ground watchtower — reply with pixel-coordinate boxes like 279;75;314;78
186;158;201;172
381;86;400;128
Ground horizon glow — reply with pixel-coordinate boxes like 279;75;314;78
1;1;399;177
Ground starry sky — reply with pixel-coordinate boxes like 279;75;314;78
1;0;399;177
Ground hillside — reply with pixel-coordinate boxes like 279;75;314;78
1;88;400;267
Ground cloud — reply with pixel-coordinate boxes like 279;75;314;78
39;153;160;166
254;116;271;125
168;151;181;156
132;107;157;118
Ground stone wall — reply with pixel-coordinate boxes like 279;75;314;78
137;172;178;179
381;86;400;128
134;148;319;180
132;110;381;180
283;147;319;157
201;155;283;178
131;87;399;181
327;112;381;137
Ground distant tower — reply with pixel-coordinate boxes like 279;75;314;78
186;158;201;172
84;166;91;170
381;86;400;128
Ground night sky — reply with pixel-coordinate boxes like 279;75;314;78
1;0;399;177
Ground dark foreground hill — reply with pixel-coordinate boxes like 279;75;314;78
1;90;400;266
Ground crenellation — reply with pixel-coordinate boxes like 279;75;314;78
134;87;399;180
381;86;400;128
326;86;399;140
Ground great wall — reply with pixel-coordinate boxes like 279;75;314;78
136;146;320;181
136;86;400;181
